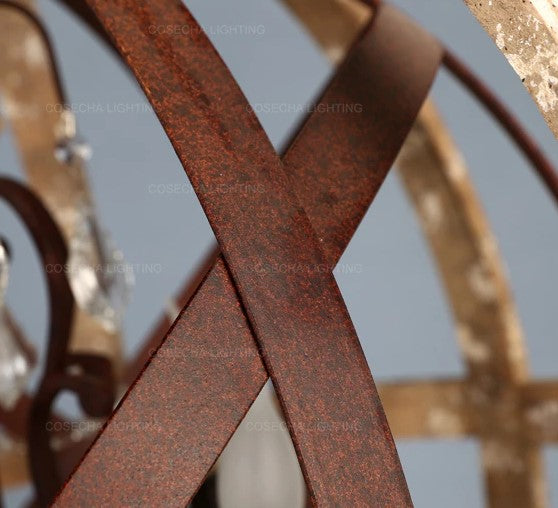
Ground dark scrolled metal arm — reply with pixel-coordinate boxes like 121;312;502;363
0;178;114;506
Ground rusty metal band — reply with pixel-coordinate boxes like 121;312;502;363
52;2;442;506
53;0;558;212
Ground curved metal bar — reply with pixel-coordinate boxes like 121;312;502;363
0;177;73;503
338;0;558;206
0;178;73;371
40;0;558;504
52;1;441;506
0;177;113;505
284;1;557;506
444;50;558;207
0;0;124;382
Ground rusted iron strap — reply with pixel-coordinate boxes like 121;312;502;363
55;2;441;506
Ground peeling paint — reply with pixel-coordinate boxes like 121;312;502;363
427;407;463;434
465;0;558;137
526;400;558;430
483;440;526;473
419;191;444;233
457;322;491;363
467;261;498;302
22;32;45;68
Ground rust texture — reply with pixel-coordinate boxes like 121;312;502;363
53;2;442;506
0;0;553;505
288;1;558;506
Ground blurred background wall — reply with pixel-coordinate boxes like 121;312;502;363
0;0;557;505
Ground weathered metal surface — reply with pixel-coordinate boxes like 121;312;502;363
288;1;558;506
381;378;558;445
124;245;221;386
0;0;554;504
463;0;558;140
53;2;442;506
521;381;558;443
379;379;472;438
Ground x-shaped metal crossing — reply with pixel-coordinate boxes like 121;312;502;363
0;0;546;506
50;1;442;506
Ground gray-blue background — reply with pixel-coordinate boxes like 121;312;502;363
1;0;557;506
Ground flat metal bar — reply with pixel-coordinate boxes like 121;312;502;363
55;2;441;506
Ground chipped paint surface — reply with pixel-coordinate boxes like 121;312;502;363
426;406;464;434
419;190;444;232
457;323;491;363
22;32;45;68
396;99;546;505
467;261;498;302
483;440;526;473
445;150;468;183
465;0;558;138
527;399;558;421
526;400;558;439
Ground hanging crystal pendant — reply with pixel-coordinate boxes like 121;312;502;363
54;135;92;165
53;109;92;165
0;241;31;410
67;206;134;333
53;110;133;333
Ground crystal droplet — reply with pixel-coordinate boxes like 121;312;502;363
54;136;92;165
68;207;133;332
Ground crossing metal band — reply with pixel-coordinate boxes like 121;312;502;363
48;0;558;506
52;1;442;506
0;0;556;505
